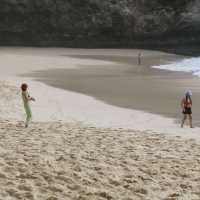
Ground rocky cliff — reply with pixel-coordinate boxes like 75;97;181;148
0;0;199;49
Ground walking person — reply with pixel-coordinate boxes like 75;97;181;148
21;83;35;128
138;52;142;65
181;91;193;128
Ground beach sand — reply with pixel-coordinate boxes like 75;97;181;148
0;48;200;199
0;120;200;200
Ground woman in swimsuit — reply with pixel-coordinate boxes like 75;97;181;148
21;83;35;127
181;91;193;128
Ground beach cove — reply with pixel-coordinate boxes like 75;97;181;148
0;47;200;199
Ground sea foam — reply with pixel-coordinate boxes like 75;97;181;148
152;57;200;77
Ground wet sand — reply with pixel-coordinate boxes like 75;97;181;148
24;49;200;126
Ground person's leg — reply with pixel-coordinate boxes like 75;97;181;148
181;114;187;128
189;114;193;128
25;116;30;128
25;112;32;127
25;105;32;128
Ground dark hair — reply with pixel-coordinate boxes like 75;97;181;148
186;94;192;103
21;83;28;91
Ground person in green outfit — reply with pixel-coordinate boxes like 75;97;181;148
21;83;35;128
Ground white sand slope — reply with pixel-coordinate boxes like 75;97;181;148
1;78;200;140
0;48;199;138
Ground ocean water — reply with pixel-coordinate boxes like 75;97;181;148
152;57;200;77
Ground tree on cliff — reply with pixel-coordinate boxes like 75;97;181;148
0;0;198;45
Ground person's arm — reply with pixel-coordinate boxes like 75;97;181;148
26;92;35;102
30;97;35;101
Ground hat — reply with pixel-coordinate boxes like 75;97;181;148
185;90;192;96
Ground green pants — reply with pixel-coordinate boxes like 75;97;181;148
24;103;32;126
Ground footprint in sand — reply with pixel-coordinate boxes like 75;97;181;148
23;192;34;200
47;185;63;193
95;191;113;200
46;196;58;200
6;188;22;199
0;172;7;179
18;184;32;192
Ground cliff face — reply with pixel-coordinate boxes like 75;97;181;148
0;0;199;46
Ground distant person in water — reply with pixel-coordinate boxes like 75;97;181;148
181;90;193;128
21;83;35;128
138;52;142;65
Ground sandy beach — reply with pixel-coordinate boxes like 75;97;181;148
23;49;200;126
0;120;200;200
0;47;200;199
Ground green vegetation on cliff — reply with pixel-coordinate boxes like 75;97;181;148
0;0;199;47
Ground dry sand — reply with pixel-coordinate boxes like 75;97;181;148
0;120;200;200
0;48;200;199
